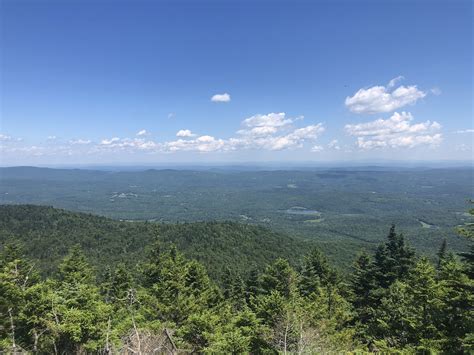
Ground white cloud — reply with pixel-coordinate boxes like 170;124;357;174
4;112;325;157
47;135;57;140
69;139;92;145
345;111;442;150
233;113;324;151
100;137;120;145
345;77;426;114
328;139;341;150
0;134;12;141
311;145;324;152
454;129;474;134
388;75;404;88
164;135;225;152
168;112;176;119
176;129;196;138
211;93;231;103
161;113;324;153
242;112;292;129
97;137;158;151
136;129;148;136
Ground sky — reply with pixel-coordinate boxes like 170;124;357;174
0;0;472;166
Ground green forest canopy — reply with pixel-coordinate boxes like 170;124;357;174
1;206;472;353
0;204;314;280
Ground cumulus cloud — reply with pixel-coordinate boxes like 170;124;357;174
47;135;57;140
345;111;442;150
4;112;325;157
233;113;324;151
242;112;292;129
345;77;426;114
176;129;196;138
161;113;324;152
211;93;231;102
136;129;148;136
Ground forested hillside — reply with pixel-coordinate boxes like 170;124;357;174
0;205;312;280
1;167;471;268
1;209;472;353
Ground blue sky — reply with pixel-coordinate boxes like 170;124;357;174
0;0;472;165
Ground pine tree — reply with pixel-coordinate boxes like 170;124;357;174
0;244;39;351
373;225;415;288
405;258;442;348
437;239;448;269
53;246;111;353
299;247;338;296
259;258;298;299
438;253;474;352
350;251;377;327
222;267;245;309
245;268;262;302
457;202;474;279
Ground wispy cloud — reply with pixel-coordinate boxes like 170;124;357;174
454;129;474;134
69;139;92;145
136;129;149;137
431;87;442;96
388;75;404;88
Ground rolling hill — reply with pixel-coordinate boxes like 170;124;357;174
0;204;313;280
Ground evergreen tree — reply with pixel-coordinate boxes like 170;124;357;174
437;239;448;269
222;267;246;309
350;251;377;328
53;246;111;353
373;225;415;288
259;258;298;299
299;247;338;296
0;244;39;351
438;253;474;352
245;268;262;302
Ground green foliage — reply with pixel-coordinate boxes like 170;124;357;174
0;205;311;280
1;166;471;269
350;225;474;353
0;203;472;353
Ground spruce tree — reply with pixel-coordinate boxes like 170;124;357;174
437;239;448;269
299;247;337;296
